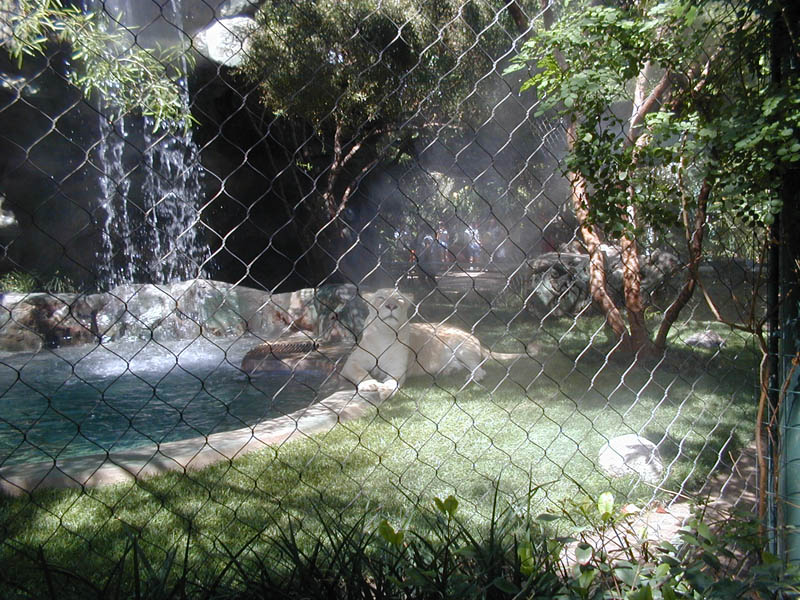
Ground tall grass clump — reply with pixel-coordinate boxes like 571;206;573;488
3;484;797;599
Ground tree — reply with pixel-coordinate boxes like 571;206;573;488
237;0;531;278
508;0;800;355
1;0;193;130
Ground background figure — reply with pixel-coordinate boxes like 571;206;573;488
415;233;437;291
436;221;450;264
466;225;481;270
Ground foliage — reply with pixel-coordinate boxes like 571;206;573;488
2;0;193;130
8;487;799;599
234;0;532;271
507;0;797;234
501;0;798;354
541;492;800;600
240;0;513;134
0;269;75;293
0;269;39;293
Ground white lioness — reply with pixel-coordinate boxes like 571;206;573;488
341;288;536;394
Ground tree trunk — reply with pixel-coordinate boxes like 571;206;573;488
620;231;652;352
568;123;629;341
615;64;671;355
322;121;345;220
654;178;711;349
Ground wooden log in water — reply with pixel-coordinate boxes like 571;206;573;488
241;338;353;375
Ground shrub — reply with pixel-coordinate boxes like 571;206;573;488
14;487;800;600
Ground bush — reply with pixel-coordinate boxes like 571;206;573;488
0;270;76;293
12;487;799;600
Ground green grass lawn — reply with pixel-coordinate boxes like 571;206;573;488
0;305;760;597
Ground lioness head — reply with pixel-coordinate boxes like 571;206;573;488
363;288;413;328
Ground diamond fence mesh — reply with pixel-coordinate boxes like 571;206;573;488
0;0;792;595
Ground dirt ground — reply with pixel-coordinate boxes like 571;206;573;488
629;443;758;545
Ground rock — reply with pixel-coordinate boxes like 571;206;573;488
229;285;287;337
0;325;43;353
526;252;590;317
240;284;369;375
684;330;725;349
193;16;257;67
0;194;19;231
0;281;371;353
511;248;681;318
100;280;274;342
0;293;98;351
313;284;368;342
267;284;368;342
216;0;261;18
598;434;664;484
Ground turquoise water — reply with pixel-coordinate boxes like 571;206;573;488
0;336;327;466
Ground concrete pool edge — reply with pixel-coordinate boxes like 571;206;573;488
0;386;390;497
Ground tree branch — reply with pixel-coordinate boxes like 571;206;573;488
654;178;711;349
568;122;629;341
508;1;529;35
625;69;672;147
322;121;345;219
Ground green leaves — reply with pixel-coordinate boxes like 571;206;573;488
597;491;615;520
5;0;195;131
434;495;459;518
574;542;594;565
511;0;791;241
377;519;405;546
242;0;506;130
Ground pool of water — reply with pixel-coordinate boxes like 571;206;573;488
0;335;328;466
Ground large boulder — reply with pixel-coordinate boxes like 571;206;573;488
684;330;725;349
193;16;257;67
0;292;103;352
0;281;368;353
96;280;314;343
216;0;261;17
598;434;664;484
239;284;369;376
513;248;681;318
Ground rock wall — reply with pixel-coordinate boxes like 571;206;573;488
504;249;760;322
510;249;681;318
0;280;364;354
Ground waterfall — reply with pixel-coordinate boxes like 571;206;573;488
92;0;209;288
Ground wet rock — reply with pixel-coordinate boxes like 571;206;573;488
598;434;664;484
100;280;254;342
216;0;261;17
684;330;725;349
0;292;98;352
313;284;368;342
240;284;368;376
0;281;371;353
0;324;43;353
267;284;367;341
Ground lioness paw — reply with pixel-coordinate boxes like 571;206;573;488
380;378;399;392
356;378;398;401
357;379;383;393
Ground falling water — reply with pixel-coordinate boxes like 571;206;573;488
93;0;209;288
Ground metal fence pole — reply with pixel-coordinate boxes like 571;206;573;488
773;0;800;563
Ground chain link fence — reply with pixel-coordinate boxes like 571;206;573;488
0;0;789;596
